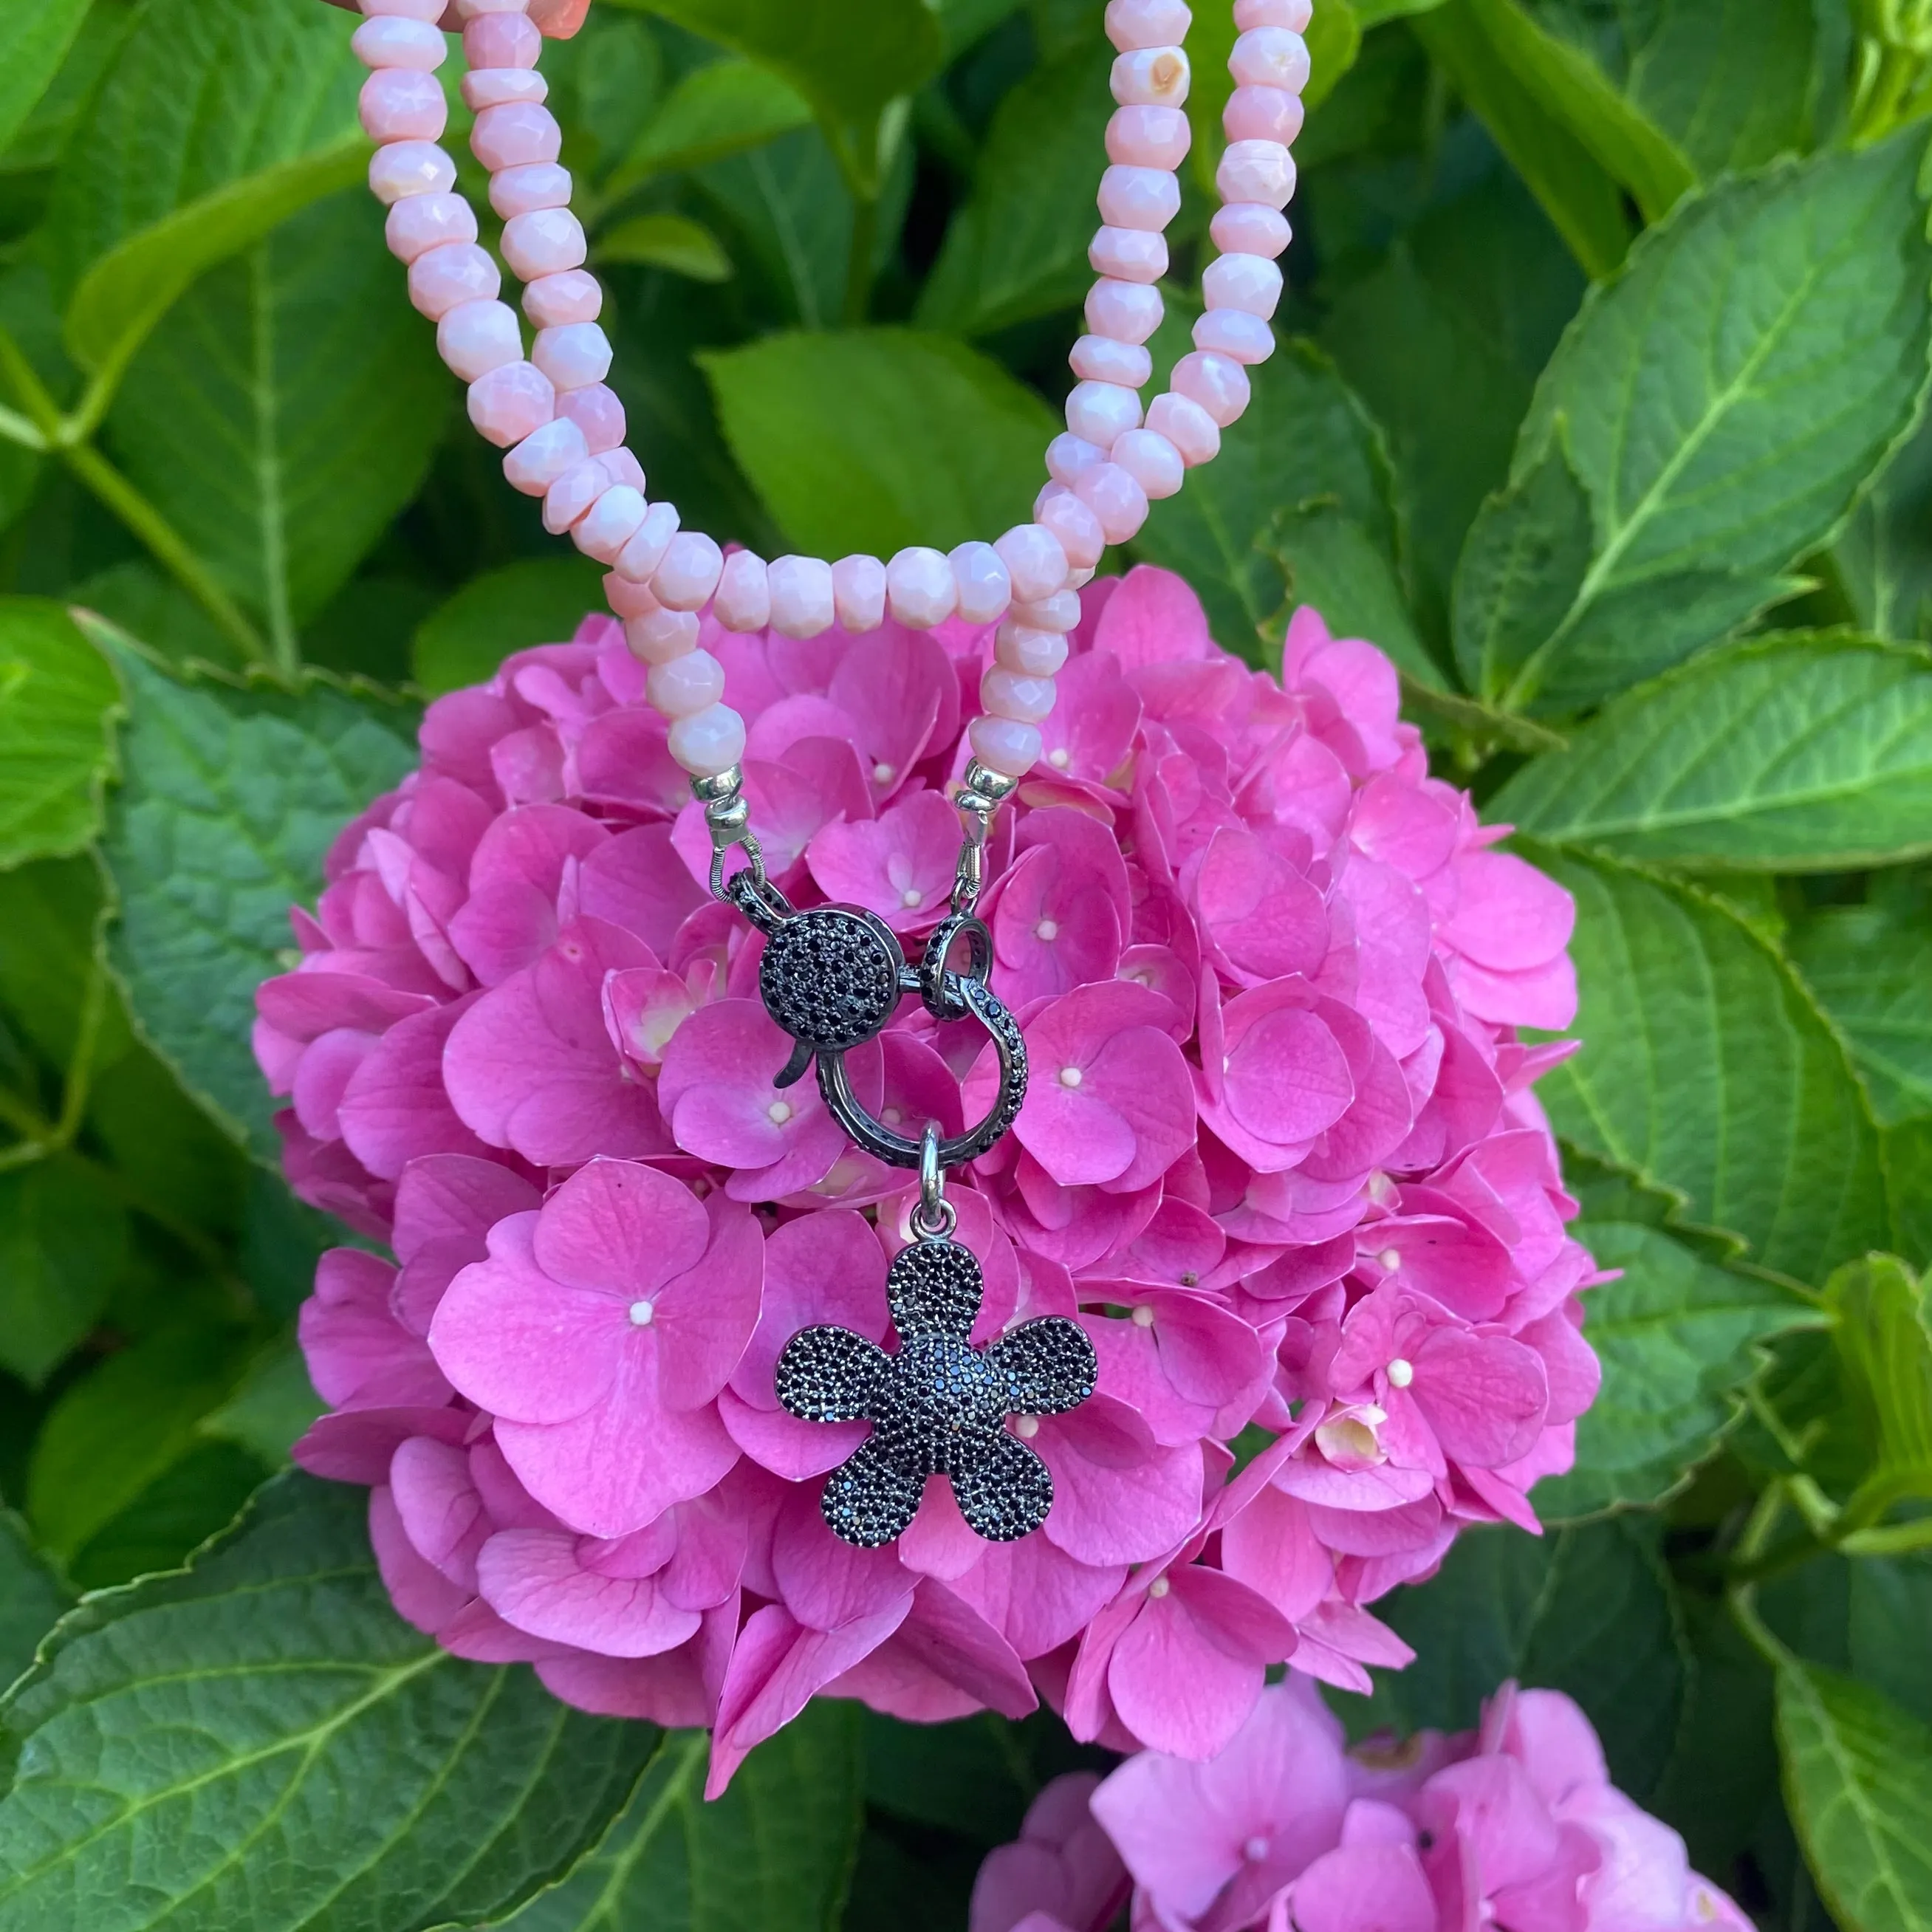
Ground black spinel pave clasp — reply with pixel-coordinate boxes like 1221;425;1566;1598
773;1234;1097;1549
758;905;906;1089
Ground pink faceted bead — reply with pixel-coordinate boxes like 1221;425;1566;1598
1217;139;1296;209
615;501;680;583
502;416;588;495
532;322;612;392
950;541;1012;625
995;524;1070;603
1224;84;1304;145
767;555;836;638
573;483;646;563
467;359;553;448
463;69;547;109
360;69;445;143
1072;462;1150;544
369;141;454;204
1046;433;1107;487
1202;251;1284;318
668;703;747;778
652;532;724;612
1230;27;1311;92
558;383;624;453
524;270;601;327
1174;349;1253;425
981;666;1058;725
384;191;473;264
1098;165;1181;233
1105;0;1191;49
1111;47;1191;108
1034;486;1106;572
1111;427;1185;499
1210;202;1292;258
542;458;611;535
1086;278;1164;344
360;0;441;18
605;571;659;620
1069;335;1151;387
967;713;1042;779
886;547;956;629
1236;0;1312;24
995;623;1071;677
471;102;560;171
1066;379;1143;446
649;648;727;719
1010;589;1082;632
436;298;521;380
456;0;530;16
714;550;772;631
408;241;498;320
501;209;586;280
626;609;699;663
603;447;646;496
1089;227;1168;284
1194;307;1275;363
490;161;571;218
1148;389;1222;465
1106;105;1191;170
833;555;886;632
352;16;445;68
464;12;539;65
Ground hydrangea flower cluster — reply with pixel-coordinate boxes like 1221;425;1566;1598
971;1679;1749;1932
259;564;1595;1792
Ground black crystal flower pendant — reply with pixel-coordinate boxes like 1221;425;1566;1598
774;1231;1097;1549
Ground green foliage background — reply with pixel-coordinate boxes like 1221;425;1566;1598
3;0;1932;1925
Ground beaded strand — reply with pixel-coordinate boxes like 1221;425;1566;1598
351;0;1309;784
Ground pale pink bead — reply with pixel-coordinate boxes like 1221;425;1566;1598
1111;47;1190;108
1106;105;1191;169
490;161;571;217
1148;389;1222;465
573;483;646;563
668;703;747;778
532;321;612;392
995;524;1070;603
1086;278;1164;344
1173;349;1253;425
615;501;680;583
767;555;836;638
1194;307;1275;363
649;648;727;719
886;547;957;628
436;298;521;380
1211;202;1292;258
467;359;553;448
368;141;454;203
1217;139;1296;208
1010;589;1082;632
1089;227;1168;284
605;571;660;620
1224;84;1304;145
833;555;886;631
1230;27;1311;92
558;383;624;453
360;69;445;143
408;241;499;320
1098;165;1181;233
463;12;539;65
1033;486;1106;572
463;68;547;109
1202;251;1283;318
603;447;646;496
524;270;601;327
502;416;588;495
995;623;1071;676
470;102;560;171
352;16;445;69
949;541;1012;625
455;0;529;16
360;0;442;18
385;191;473;263
981;666;1058;725
626;609;699;663
1066;379;1143;446
1072;462;1149;544
1069;335;1151;387
1047;433;1107;487
714;550;772;631
1105;0;1191;54
1111;427;1185;499
1236;0;1312;25
501;208;587;279
542;458;611;535
652;532;724;612
967;713;1042;779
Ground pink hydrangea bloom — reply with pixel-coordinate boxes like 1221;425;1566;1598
259;567;1597;1790
976;1680;1750;1932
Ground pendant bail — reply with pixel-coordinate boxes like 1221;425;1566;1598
914;1120;957;1240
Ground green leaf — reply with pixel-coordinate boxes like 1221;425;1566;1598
1834;408;1932;645
595;211;733;282
1536;1220;1822;1521
90;623;419;1162
0;0;95;159
1777;1660;1932;1932
1791;904;1932;1127
1360;1517;1689;1801
0;1511;69;1695
0;598;118;871
611;55;812;185
411;555;609;697
1523;846;1891;1284
0;859;133;1076
196;1332;323;1468
860;1710;1034;1845
1486;133;1932;715
0;1473;662;1930
1491;635;1932;870
1267;503;1445;688
0;1155;130;1388
492;1705;863;1931
1824;1254;1932;1522
699;327;1056;561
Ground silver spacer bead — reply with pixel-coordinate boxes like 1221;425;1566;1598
691;766;744;806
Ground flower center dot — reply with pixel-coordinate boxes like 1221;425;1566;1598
1387;1357;1414;1388
1147;1575;1171;1599
1131;1304;1155;1328
1049;747;1070;768
628;1299;655;1326
1014;1415;1040;1439
873;761;896;784
1058;1066;1083;1088
767;1100;793;1124
1377;1247;1402;1271
1243;1836;1270;1863
1035;918;1059;941
901;887;924;908
882;1106;903;1126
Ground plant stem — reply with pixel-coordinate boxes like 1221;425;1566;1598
843;188;880;327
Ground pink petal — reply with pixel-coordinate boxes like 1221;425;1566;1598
476;1525;702;1656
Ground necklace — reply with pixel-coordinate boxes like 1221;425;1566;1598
352;0;1306;1544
